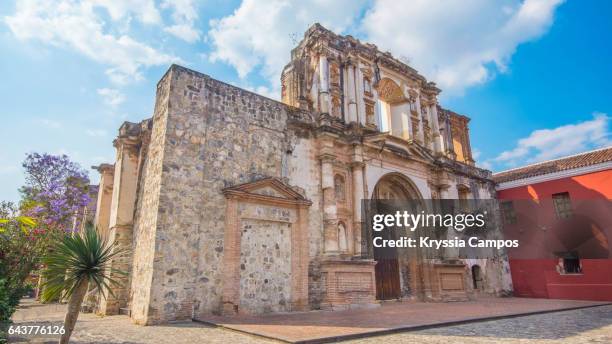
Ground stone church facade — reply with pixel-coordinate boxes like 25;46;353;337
92;24;512;325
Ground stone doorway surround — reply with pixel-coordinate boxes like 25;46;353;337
220;178;312;315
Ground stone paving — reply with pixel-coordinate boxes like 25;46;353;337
8;298;612;343
199;297;609;342
347;305;612;343
9;299;275;344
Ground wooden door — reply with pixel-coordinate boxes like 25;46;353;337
375;258;401;300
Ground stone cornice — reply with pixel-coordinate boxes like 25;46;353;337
92;163;115;175
318;153;337;162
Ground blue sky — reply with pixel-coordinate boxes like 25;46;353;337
1;0;610;203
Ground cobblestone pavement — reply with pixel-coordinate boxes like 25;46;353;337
9;299;275;344
9;299;612;343
348;305;612;344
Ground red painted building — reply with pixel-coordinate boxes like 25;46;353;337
493;147;612;301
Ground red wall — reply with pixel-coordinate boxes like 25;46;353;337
497;169;612;200
510;259;612;301
499;168;612;301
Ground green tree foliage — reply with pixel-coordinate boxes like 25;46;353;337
0;202;39;341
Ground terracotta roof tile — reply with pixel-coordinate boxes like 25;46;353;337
492;146;612;183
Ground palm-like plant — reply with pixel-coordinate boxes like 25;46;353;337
41;223;125;344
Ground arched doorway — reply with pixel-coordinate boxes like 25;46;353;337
372;173;423;300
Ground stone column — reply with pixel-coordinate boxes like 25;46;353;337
92;164;115;238
320;153;339;255
98;136;139;316
439;184;460;259
351;149;365;257
347;64;358;123
356;65;366;125
429;103;444;154
415;96;425;143
444;114;456;159
464;126;475;165
319;55;330;115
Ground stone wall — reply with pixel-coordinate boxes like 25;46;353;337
131;65;315;324
129;70;171;324
286;138;326;308
238;218;292;314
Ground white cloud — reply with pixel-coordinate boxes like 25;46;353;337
90;0;161;24
97;88;126;106
472;148;482;161
472;148;494;170
207;0;563;98
86;129;108;137
164;23;200;43
495;113;611;167
479;160;494;171
5;0;180;84
161;0;201;42
360;0;564;95
208;0;367;98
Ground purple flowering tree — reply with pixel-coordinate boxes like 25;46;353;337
19;153;91;232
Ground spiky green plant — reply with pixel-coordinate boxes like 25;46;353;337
41;223;126;344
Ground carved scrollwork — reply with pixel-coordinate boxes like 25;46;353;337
376;78;406;104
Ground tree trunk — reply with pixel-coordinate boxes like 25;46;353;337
35;273;43;300
59;279;88;344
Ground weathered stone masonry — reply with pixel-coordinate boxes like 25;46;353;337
93;24;512;325
110;65;317;324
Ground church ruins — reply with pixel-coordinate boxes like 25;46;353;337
92;23;512;325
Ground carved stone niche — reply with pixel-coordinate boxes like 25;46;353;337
411;118;419;138
365;99;376;126
220;178;312;316
329;60;340;87
331;95;342;118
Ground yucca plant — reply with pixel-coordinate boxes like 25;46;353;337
41;223;125;344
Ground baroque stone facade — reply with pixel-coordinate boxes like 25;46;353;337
92;23;511;325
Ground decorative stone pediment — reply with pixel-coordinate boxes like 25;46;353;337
222;177;311;206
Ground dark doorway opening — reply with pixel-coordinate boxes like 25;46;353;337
472;265;483;290
371;173;422;300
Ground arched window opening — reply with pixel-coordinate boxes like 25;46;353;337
376;78;410;140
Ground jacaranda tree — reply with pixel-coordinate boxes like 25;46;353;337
20;153;91;231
